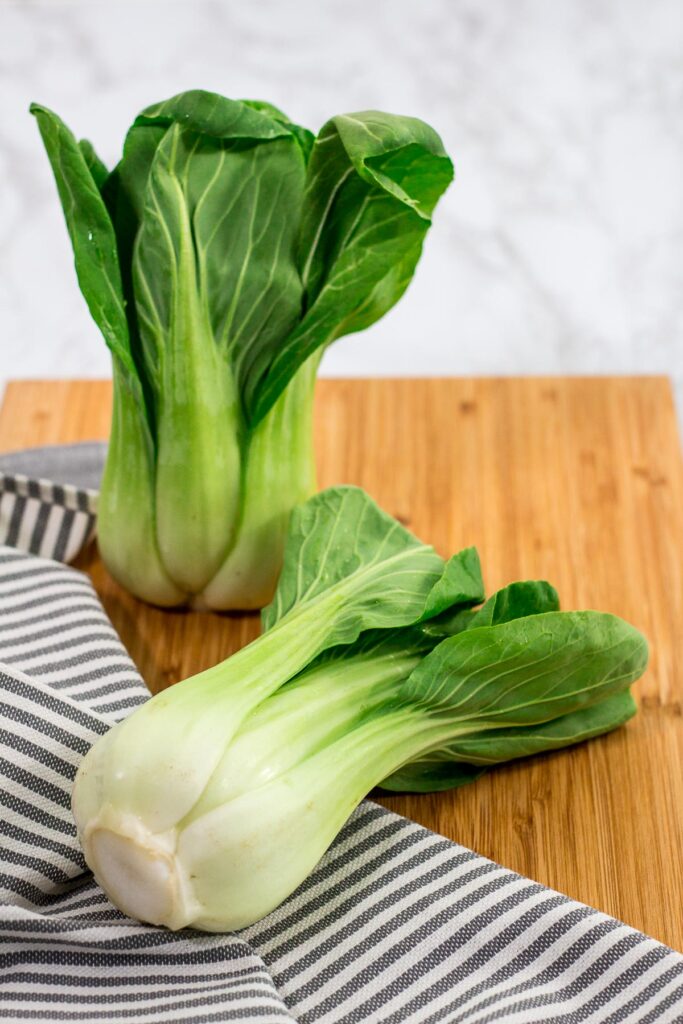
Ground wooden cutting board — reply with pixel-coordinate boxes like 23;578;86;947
1;376;681;951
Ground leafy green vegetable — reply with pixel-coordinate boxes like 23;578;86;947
71;486;647;932
31;91;453;608
73;487;473;835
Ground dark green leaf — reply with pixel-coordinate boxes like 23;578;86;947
448;690;638;764
100;124;167;428
422;579;560;640
379;760;486;794
380;690;636;792
136;89;295;141
382;613;645;794
420;546;485;621
34;94;452;443
241;98;315;162
129;91;307;417
468;580;559;627
403;611;647;727
303;546;484;673
30;103;143;411
248;111;454;422
78;139;108;190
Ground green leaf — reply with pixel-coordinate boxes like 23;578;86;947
306;546;485;672
239;98;315;162
78;138;109;190
137;89;296;141
299;547;483;689
467;580;560;627
248;110;454;422
30;103;143;407
379;692;637;793
379;760;486;794
99;125;167;432
130;91;308;419
447;690;638;765
308;619;439;675
420;546;484;621
132;99;453;428
381;613;645;793
114;91;315;590
425;579;560;638
261;486;445;643
405;611;648;726
270;546;488;781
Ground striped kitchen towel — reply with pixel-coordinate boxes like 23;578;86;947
1;560;683;1021
0;443;104;564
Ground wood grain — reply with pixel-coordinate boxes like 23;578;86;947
1;376;681;950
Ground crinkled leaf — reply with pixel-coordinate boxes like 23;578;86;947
404;611;647;725
248;110;454;422
129;91;308;416
381;614;645;793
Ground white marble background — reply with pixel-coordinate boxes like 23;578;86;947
1;0;682;423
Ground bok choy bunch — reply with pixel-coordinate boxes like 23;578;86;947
72;487;648;932
31;91;453;609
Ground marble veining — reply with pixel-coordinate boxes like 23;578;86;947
0;0;681;426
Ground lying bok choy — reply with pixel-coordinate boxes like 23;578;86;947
31;91;453;609
72;487;647;932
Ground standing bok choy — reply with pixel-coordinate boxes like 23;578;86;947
31;92;453;608
72;488;648;932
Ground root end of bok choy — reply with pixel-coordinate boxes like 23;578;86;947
83;811;193;932
71;486;649;932
31;93;453;609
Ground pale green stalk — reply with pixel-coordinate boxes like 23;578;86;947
185;644;422;819
74;598;343;837
145;135;242;593
98;365;184;606
175;707;455;930
171;679;638;930
200;352;320;609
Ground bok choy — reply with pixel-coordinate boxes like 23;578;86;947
72;487;648;932
31;91;453;608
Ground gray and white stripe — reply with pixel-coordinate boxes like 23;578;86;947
0;548;145;722
0;545;681;1023
0;472;97;564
